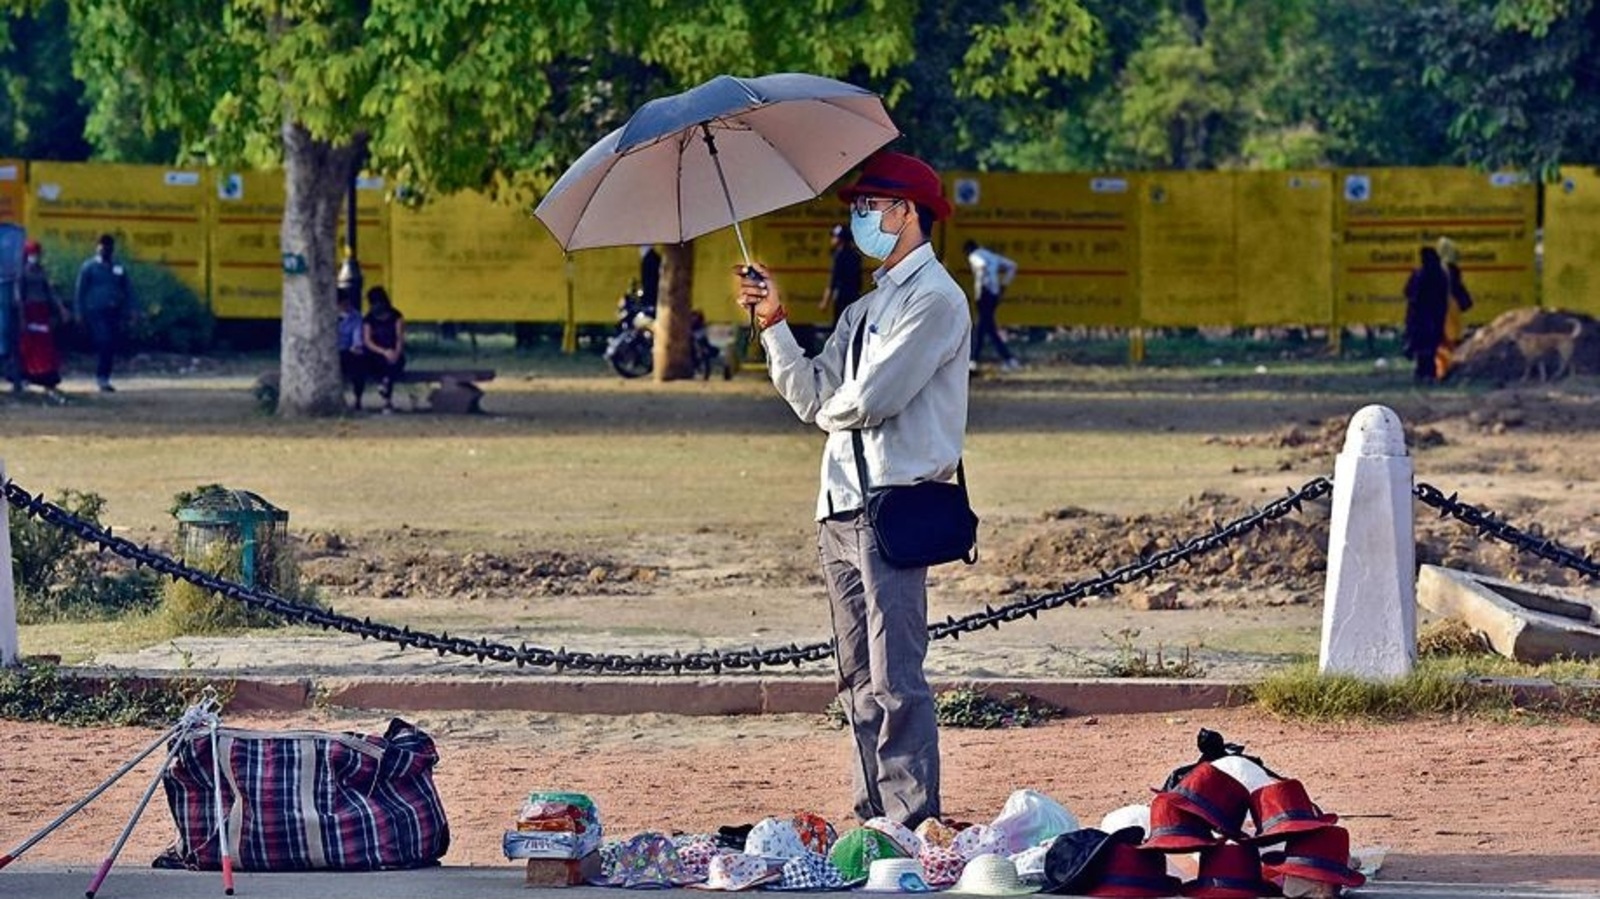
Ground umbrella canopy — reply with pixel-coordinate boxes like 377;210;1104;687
534;73;899;253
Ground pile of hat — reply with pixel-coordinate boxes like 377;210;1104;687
1133;755;1367;898
503;791;603;861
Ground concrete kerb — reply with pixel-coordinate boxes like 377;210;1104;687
57;672;1256;716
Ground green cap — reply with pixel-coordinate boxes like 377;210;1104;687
827;828;908;884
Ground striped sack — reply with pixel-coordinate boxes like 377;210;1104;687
158;718;450;871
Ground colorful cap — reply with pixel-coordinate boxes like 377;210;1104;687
746;816;810;861
792;812;839;855
687;851;781;892
828;828;908;885
767;851;849;892
863;817;923;857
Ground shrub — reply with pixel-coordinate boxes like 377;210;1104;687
6;490;163;622
0;661;221;727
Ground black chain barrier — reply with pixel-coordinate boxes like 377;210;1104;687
1413;482;1600;580
3;475;1333;675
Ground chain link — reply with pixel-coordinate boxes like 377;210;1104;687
3;475;1332;675
1413;482;1600;580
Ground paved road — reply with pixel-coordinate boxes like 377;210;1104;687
4;866;1599;899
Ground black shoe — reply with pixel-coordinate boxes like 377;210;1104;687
98;381;116;393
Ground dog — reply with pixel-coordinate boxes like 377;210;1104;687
1518;319;1585;383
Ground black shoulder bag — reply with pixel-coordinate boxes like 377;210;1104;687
848;313;978;569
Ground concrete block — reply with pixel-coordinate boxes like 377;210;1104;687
1320;405;1416;681
1417;564;1600;663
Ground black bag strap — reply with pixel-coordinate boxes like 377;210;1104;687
846;311;967;501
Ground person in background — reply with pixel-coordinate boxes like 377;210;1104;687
13;239;71;395
337;292;367;410
735;151;969;829
639;244;661;310
820;223;863;329
362;285;405;412
1433;236;1474;380
963;239;1020;372
74;233;134;392
1403;245;1449;384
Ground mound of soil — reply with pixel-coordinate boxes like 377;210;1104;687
1452;307;1600;384
296;529;660;600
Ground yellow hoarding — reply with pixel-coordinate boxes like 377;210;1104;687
1334;168;1536;326
27;162;208;295
570;246;646;325
1235;172;1334;325
943;172;1140;328
389;191;566;322
0;159;24;225
691;228;747;325
1542;166;1600;316
209;171;392;319
1139;172;1238;327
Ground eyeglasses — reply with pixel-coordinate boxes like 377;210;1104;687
851;196;904;216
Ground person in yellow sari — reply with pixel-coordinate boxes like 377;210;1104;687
1434;236;1474;379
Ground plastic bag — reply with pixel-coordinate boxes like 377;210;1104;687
989;789;1080;855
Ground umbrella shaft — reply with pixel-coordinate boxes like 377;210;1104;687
701;125;753;267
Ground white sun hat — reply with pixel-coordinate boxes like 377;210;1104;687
860;857;935;893
948;853;1041;896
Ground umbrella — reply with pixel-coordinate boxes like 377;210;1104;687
534;73;899;325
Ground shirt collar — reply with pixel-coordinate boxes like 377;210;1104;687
872;242;938;287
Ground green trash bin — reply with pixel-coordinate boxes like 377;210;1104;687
175;488;289;588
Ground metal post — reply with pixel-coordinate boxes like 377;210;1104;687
1;458;18;668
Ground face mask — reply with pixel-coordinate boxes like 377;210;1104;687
25;254;39;266
851;206;903;260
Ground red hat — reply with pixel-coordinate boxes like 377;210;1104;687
1180;843;1276;898
1084;842;1183;898
837;152;952;221
1246;779;1337;845
1141;793;1223;853
1260;826;1365;889
1166;762;1250;839
23;238;41;255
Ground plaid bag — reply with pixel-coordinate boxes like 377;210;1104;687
158;718;450;871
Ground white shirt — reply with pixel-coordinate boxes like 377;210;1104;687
761;242;971;520
967;246;1017;297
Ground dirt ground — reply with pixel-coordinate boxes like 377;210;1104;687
6;353;1600;887
3;707;1598;888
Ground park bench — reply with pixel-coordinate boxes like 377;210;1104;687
394;368;496;414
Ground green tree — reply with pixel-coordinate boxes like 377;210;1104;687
0;0;90;160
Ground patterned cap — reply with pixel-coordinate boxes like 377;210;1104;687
792;812;839;855
953;824;1006;861
1007;844;1049;883
863;817;923;857
828;828;908;885
919;845;967;886
674;834;724;882
602;831;691;889
767;850;849;891
687;851;781;892
746;816;810;861
915;818;960;851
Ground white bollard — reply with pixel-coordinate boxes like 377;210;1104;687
1;459;18;667
1319;405;1416;680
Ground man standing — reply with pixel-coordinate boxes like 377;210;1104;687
964;239;1020;371
736;152;969;828
74;233;134;392
819;224;863;328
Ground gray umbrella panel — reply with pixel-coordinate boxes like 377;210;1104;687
535;89;898;252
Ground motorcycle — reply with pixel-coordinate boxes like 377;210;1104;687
605;286;732;380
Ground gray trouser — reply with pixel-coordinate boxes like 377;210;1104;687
819;512;940;827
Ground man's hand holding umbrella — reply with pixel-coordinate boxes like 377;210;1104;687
734;262;786;331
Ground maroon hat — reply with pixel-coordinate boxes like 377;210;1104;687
1181;843;1276;898
1084;842;1183;898
1260;826;1365;889
837;152;952;221
1166;763;1250;839
1142;793;1223;853
1246;779;1337;845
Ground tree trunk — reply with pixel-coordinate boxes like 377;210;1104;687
654;241;695;381
278;119;365;417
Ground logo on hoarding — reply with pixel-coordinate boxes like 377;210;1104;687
953;179;980;206
164;171;201;187
1489;172;1528;188
1090;178;1128;193
218;173;244;201
356;176;386;191
1343;174;1371;202
37;183;61;201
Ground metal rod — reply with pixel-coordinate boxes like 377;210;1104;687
0;721;184;869
85;719;203;898
211;719;235;895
